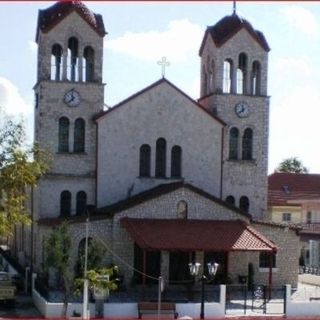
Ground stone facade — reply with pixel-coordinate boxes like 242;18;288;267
199;25;269;220
15;2;300;291
96;81;224;207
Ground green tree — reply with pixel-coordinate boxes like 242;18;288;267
275;157;308;174
0;109;50;237
44;223;73;317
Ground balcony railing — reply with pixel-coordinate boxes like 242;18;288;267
299;266;320;275
297;223;320;232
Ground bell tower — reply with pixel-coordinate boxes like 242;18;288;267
198;13;270;219
34;1;106;223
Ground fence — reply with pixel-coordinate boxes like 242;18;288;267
32;273;226;318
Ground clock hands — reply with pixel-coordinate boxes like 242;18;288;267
64;90;80;106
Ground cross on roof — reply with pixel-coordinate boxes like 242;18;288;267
157;57;170;78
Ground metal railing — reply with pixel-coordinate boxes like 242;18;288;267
299;266;320;275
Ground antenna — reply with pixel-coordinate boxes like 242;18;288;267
233;0;236;15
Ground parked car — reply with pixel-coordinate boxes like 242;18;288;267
0;271;16;307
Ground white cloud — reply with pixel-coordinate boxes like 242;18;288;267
269;85;320;172
28;40;37;52
0;77;33;115
105;19;203;63
281;6;319;36
275;57;312;77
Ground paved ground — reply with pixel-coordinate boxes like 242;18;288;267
0;293;42;318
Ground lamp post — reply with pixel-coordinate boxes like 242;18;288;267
189;261;219;319
82;216;89;320
82;205;94;320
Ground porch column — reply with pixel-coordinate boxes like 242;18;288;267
142;249;146;285
161;251;169;283
268;251;275;300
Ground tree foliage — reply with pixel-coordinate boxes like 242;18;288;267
74;266;118;296
44;223;73;316
275;157;308;174
0;109;50;237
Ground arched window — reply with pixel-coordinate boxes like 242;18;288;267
229;127;239;160
223;59;232;93
201;65;207;97
177;200;188;219
58;117;69;152
239;196;249;213
51;44;62;81
225;195;235;205
76;191;87;215
60;190;71;217
237;53;247;94
242;128;253;160
67;37;79;81
208;59;215;94
171;145;182;178
251;61;261;95
139;144;151;177
83;46;94;82
155;138;166;178
76;237;93;275
74;118;85;152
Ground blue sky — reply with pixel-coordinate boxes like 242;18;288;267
1;1;320;173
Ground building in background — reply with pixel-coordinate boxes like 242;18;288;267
268;172;320;267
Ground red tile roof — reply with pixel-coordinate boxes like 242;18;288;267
120;218;277;252
36;1;106;42
268;172;320;206
199;14;270;55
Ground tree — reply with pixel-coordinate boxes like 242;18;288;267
0;109;50;237
275;157;308;174
44;223;73;317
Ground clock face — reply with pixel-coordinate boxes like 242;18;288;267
235;102;249;118
64;89;81;107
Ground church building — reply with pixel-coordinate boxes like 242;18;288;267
14;1;300;289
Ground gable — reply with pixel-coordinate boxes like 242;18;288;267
94;78;225;126
99;183;252;221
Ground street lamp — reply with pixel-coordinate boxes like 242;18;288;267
189;261;219;319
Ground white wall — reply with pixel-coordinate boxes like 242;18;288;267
32;273;226;319
286;284;320;317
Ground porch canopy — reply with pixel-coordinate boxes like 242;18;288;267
120;218;277;252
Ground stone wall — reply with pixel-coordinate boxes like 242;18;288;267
96;81;224;207
199;27;269;220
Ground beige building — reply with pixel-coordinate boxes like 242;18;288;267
11;1;300;290
268;172;320;267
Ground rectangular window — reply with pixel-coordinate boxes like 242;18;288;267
259;252;276;268
307;211;312;224
282;212;291;222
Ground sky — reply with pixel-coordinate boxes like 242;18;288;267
1;1;320;173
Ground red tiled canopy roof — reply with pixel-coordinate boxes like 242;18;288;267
268;172;320;206
121;218;277;252
199;14;270;55
36;1;106;42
